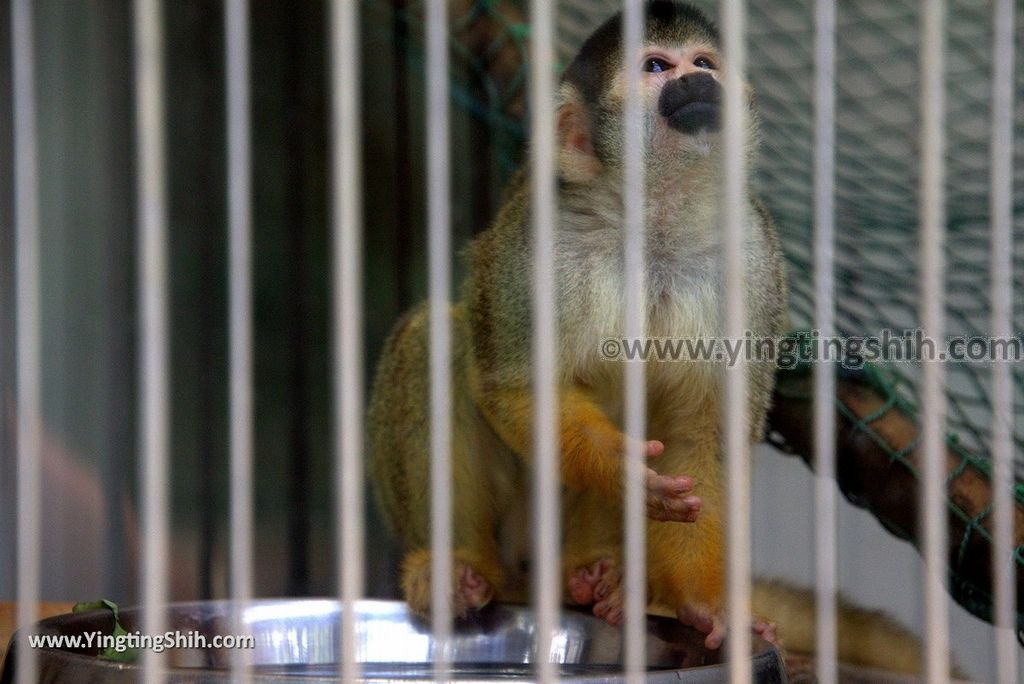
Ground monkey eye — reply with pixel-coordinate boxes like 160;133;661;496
693;55;717;70
642;56;672;73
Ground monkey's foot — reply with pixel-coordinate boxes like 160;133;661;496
752;615;782;649
567;558;623;626
677;604;782;651
401;549;496;618
455;562;494;613
677;603;726;650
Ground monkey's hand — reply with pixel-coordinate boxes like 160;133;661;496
593;437;701;523
639;441;701;522
645;471;701;522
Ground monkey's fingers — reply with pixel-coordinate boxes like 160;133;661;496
644;471;693;494
644;471;701;522
623;437;665;458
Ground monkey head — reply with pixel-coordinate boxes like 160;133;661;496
556;0;756;185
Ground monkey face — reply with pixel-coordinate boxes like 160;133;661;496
554;1;752;182
636;44;723;136
555;1;762;184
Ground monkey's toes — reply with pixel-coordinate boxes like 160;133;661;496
400;550;497;618
567;558;614;605
752;616;780;647
567;557;624;623
593;593;624;626
678;605;782;652
566;558;625;627
677;604;726;650
456;562;494;613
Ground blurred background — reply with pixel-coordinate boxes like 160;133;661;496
0;0;1021;679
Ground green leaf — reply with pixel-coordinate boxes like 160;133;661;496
72;599;139;662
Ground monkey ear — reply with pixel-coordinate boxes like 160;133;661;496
556;85;602;184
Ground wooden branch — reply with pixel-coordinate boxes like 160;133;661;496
767;366;1024;628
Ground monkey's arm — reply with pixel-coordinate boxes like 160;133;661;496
767;362;1024;632
471;379;698;523
475;385;626;491
474;383;621;495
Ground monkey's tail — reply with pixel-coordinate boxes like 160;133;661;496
751;578;928;675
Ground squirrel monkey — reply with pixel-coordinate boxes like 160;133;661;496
370;0;786;650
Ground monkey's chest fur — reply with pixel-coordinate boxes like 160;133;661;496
554;201;777;454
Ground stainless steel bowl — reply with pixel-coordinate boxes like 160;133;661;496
1;600;785;682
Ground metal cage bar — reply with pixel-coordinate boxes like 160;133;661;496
719;1;752;681
426;0;454;679
812;1;838;682
330;0;365;681
989;0;1017;681
225;0;255;679
11;0;41;682
919;1;950;681
134;0;172;679
529;0;560;681
621;1;647;682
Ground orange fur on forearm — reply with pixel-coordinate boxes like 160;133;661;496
476;384;625;498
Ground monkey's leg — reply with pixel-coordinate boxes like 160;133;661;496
640;397;782;649
561;489;626;625
369;303;510;617
398;388;514;618
648;506;727;647
395;426;511;617
648;479;779;650
399;451;509;617
641;408;744;650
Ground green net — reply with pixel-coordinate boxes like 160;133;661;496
554;0;1024;467
364;0;1024;632
772;333;1024;633
363;0;531;178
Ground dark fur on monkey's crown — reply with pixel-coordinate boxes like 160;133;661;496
561;0;720;108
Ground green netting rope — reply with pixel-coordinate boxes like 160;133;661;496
775;331;1024;634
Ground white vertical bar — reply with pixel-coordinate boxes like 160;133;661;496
11;1;41;683
621;2;647;683
426;0;453;681
330;0;364;681
812;1;838;683
989;1;1016;682
919;1;949;682
719;1;750;682
529;0;559;681
134;0;171;681
226;0;254;680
